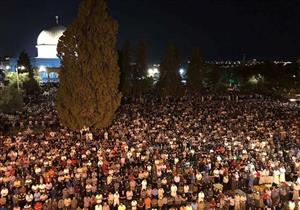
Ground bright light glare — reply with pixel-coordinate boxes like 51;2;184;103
37;45;59;58
289;98;300;102
249;75;258;84
179;68;185;75
5;65;10;70
39;66;47;72
147;68;159;77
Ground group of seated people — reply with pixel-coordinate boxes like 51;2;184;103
0;88;299;210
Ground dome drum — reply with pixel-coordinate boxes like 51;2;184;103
36;26;66;58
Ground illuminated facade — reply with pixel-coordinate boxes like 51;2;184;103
36;26;66;59
9;22;66;82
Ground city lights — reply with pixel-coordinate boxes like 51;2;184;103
17;65;26;70
39;66;47;72
289;98;300;102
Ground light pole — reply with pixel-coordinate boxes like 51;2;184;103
16;67;20;92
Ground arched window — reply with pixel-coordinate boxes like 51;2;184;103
39;71;48;82
49;72;59;82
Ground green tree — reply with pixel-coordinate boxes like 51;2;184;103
135;40;147;79
229;62;299;93
4;71;40;96
57;0;121;130
157;42;182;96
258;62;298;93
17;51;33;78
203;64;223;91
0;70;5;84
133;40;151;95
119;41;132;96
23;78;41;96
17;51;40;95
5;72;29;87
230;66;251;88
186;48;203;92
297;57;300;67
0;85;23;114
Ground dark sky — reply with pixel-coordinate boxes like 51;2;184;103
0;0;299;62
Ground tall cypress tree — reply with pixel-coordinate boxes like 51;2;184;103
135;40;147;79
186;48;203;92
132;40;149;95
120;41;132;96
17;50;40;95
57;0;121;130
17;51;33;78
157;42;182;96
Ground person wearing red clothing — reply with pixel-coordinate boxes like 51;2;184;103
209;198;217;209
34;202;42;210
48;168;55;178
144;197;151;210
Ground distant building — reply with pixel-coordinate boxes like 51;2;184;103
0;56;11;71
8;17;66;82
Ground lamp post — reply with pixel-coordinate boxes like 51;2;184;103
16;67;20;92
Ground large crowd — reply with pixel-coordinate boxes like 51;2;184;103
0;87;299;210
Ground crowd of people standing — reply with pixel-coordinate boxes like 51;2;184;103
0;87;299;210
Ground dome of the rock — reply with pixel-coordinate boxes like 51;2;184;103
36;26;66;58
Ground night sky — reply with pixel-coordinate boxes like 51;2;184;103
0;0;299;62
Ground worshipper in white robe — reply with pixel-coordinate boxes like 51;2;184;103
288;201;295;210
95;204;103;210
141;179;147;191
280;166;286;183
171;184;178;198
273;169;280;185
113;192;120;207
131;200;137;210
198;191;205;203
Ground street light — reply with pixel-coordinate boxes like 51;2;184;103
16;67;20;92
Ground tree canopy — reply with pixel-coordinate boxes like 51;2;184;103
132;40;152;95
186;48;204;92
57;0;121;130
135;40;148;80
157;42;182;96
17;51;40;95
119;41;132;96
0;85;23;114
17;51;33;78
